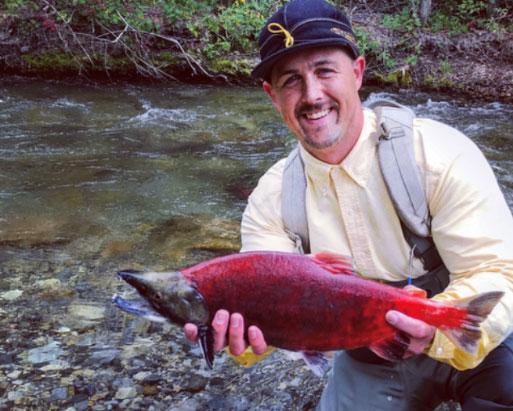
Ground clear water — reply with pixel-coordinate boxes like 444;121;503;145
0;77;512;408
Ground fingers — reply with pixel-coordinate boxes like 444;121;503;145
212;309;230;352
248;326;268;355
386;311;433;339
184;323;198;343
386;310;435;356
185;309;268;357
228;313;247;356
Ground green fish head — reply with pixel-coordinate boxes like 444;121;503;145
117;270;208;326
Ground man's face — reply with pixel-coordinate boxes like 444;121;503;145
263;47;365;164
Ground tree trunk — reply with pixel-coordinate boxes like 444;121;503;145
419;0;432;27
487;0;497;18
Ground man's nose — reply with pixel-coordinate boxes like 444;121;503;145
302;75;323;104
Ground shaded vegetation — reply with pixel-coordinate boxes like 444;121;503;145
1;0;512;99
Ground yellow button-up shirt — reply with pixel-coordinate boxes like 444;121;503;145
240;108;513;370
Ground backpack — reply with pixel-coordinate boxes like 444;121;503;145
281;99;448;295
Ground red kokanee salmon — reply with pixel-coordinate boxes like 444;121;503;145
112;251;503;375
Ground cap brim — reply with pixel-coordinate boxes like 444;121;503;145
251;38;360;81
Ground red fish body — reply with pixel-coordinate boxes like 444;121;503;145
181;252;468;352
113;251;503;372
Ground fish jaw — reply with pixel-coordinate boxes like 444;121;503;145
116;270;209;326
111;294;168;323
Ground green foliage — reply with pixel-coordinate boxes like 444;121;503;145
430;1;511;33
2;0;510;80
382;6;421;34
440;60;452;76
3;0;276;68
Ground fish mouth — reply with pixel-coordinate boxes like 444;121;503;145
111;294;167;323
117;269;143;283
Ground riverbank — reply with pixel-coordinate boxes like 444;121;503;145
1;2;512;103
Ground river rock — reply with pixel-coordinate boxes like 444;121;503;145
64;303;106;331
27;341;64;364
36;278;62;291
0;289;23;301
50;386;69;401
115;386;137;400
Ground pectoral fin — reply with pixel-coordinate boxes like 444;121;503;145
197;325;215;369
368;331;410;362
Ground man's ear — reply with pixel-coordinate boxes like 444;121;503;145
353;56;366;91
263;81;281;112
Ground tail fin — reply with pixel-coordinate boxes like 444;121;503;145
442;291;504;354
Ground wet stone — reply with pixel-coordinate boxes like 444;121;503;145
142;373;162;384
0;353;17;365
180;373;208;393
36;278;62;290
49;386;69;401
0;289;23;301
27;341;64;364
115;386;137;400
207;394;250;410
75;400;90;411
142;385;159;396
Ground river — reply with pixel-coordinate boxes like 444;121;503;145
0;76;512;410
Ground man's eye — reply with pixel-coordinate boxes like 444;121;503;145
318;68;334;76
282;75;299;87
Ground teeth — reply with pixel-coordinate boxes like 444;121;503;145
306;109;329;120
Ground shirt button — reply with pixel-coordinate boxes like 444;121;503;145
348;208;355;216
387;396;393;401
437;347;443;355
360;252;367;259
322;187;327;196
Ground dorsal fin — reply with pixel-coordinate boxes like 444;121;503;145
309;253;355;275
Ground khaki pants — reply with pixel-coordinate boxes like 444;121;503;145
318;334;513;411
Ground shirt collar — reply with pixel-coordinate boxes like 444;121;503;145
299;109;379;189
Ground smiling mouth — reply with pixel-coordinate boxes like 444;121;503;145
305;108;330;120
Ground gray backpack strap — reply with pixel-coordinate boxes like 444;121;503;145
368;99;431;237
281;146;310;254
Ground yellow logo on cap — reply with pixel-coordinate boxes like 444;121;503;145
331;27;356;44
268;23;294;48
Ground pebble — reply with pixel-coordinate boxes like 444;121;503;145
27;341;63;364
36;278;62;290
0;289;23;301
50;386;69;401
7;370;22;379
115;386;137;400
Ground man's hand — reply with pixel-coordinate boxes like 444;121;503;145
184;309;268;355
385;310;435;358
384;285;435;359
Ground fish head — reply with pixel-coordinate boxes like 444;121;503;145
116;269;208;326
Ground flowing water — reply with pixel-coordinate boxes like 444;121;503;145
0;76;512;410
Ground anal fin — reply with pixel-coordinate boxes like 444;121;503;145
301;350;331;378
197;325;215;369
369;332;410;362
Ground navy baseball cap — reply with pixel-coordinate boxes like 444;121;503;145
251;0;360;81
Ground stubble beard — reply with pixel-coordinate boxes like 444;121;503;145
296;101;343;150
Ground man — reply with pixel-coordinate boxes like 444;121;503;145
185;0;513;409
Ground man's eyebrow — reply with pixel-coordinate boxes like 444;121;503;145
310;58;336;68
276;58;337;78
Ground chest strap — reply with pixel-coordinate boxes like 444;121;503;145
280;99;449;291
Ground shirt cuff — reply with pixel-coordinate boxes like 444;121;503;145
226;346;275;367
425;330;455;360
